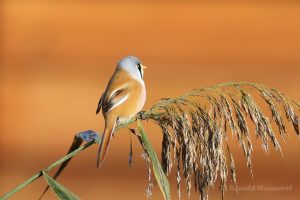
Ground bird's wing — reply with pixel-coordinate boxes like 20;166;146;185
96;93;104;114
96;85;129;114
102;86;129;113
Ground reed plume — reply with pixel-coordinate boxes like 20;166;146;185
137;82;299;200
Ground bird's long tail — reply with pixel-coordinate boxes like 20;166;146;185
97;119;116;167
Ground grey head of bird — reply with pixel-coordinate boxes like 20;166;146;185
117;56;146;79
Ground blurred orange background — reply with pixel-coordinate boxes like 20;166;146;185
1;1;300;200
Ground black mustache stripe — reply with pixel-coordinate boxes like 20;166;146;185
137;63;143;78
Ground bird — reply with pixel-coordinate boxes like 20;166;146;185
96;56;147;167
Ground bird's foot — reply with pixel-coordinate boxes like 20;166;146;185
136;111;147;120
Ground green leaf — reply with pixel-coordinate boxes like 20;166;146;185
42;171;80;200
137;120;171;200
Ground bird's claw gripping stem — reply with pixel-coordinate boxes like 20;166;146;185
136;111;147;120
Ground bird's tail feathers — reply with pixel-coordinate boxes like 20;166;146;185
97;119;116;167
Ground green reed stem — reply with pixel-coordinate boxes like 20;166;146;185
0;116;140;200
0;140;95;200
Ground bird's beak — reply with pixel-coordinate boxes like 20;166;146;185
141;65;147;69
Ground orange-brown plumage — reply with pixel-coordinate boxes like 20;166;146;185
96;56;146;167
